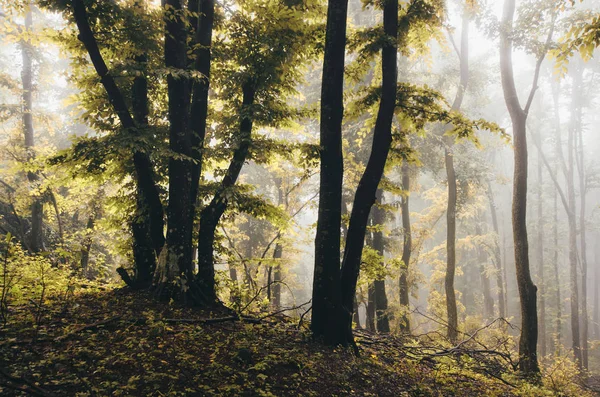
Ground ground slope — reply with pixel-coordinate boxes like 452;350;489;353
0;288;594;396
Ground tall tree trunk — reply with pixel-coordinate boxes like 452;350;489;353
188;0;215;253
444;12;469;342
574;66;588;370
553;166;562;354
499;0;555;373
21;8;43;253
162;0;193;294
537;154;546;358
594;242;599;340
338;0;397;345
196;81;256;304
372;189;389;332
130;2;158;286
72;0;165;284
476;223;494;320
311;0;348;344
487;180;506;318
399;161;411;333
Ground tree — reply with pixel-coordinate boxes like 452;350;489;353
444;8;469;343
499;0;555;374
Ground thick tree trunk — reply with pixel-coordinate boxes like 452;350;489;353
444;12;469;342
21;9;43;253
338;0;397;345
196;81;256;304
311;0;348;345
372;189;389;333
163;0;193;292
130;17;158;287
399;161;411;333
500;0;545;374
487;181;506;318
537;155;546;358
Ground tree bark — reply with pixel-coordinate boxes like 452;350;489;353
476;223;494;320
72;0;165;262
444;12;469;343
188;0;215;253
487;180;506;318
338;0;397;345
21;8;43;253
573;66;588;370
311;0;348;344
372;189;389;333
537;154;546;358
366;283;375;332
162;0;193;293
196;81;256;304
499;0;552;374
399;160;411;333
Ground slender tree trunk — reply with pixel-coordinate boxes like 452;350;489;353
594;243;599;340
553;167;562;354
537;154;546;358
444;12;469;342
399;160;411;333
372;189;389;332
272;241;283;309
366;283;376;332
476;223;494;320
353;296;361;329
487;180;506;318
188;0;215;253
499;0;551;373
196;81;256;304
311;0;348;345
21;9;43;253
72;0;165;284
573;67;588;370
338;0;397;345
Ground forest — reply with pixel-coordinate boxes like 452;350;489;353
1;0;600;395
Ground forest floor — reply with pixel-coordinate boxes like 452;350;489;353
0;286;596;397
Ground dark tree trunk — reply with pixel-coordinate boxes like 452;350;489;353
399;161;411;333
196;81;256;304
21;10;43;253
130;24;157;287
311;0;348;345
188;0;215;251
476;223;494;320
161;0;193;293
372;189;389;333
499;0;550;374
338;0;397;345
487;180;506;318
444;12;469;343
72;0;165;283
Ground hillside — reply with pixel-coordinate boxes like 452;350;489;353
0;287;593;397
